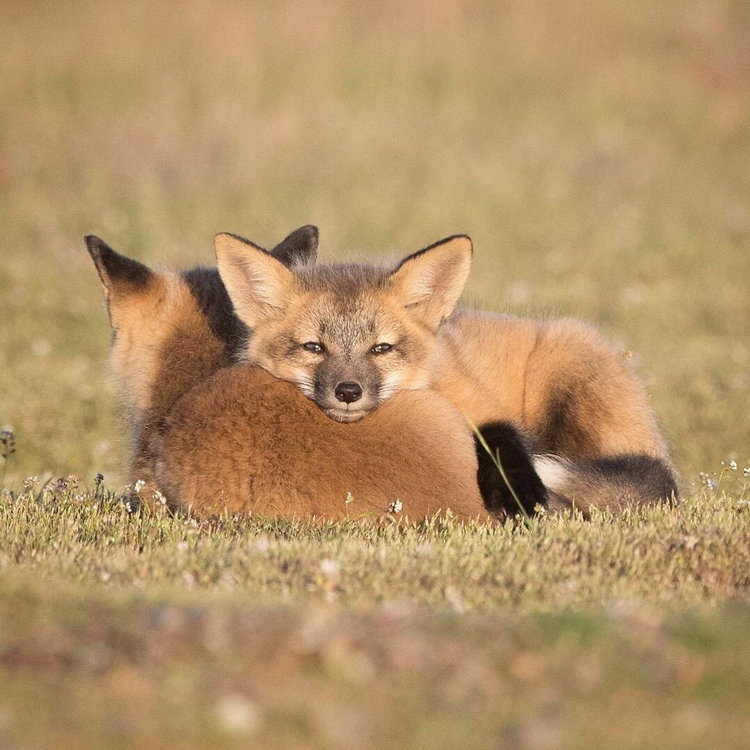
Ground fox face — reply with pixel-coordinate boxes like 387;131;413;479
216;233;473;422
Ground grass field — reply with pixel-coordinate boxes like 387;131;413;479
0;484;748;748
1;0;749;747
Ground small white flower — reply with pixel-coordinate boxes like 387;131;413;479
684;536;699;550
728;460;737;471
133;479;145;492
699;472;714;488
744;468;750;478
153;489;167;505
708;479;719;491
388;499;403;514
320;558;340;579
345;491;355;505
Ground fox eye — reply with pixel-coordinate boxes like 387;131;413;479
371;343;393;354
302;341;325;354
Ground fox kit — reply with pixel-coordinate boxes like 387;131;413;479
216;232;678;515
85;231;487;520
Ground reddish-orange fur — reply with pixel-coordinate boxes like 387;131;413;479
152;366;487;519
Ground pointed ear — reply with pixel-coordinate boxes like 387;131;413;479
389;235;473;329
271;225;318;267
85;235;154;326
214;232;297;328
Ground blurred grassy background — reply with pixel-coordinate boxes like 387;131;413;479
1;0;748;483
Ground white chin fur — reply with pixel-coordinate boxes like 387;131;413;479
325;409;368;423
292;374;316;398
532;454;572;493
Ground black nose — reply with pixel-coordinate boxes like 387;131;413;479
334;381;363;404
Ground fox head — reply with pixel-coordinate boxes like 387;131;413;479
216;233;472;422
85;225;318;423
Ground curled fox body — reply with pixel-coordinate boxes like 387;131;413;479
85;230;487;520
216;233;678;515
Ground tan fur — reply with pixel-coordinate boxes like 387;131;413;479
436;311;677;511
120;271;237;484
86;235;487;521
436;312;670;459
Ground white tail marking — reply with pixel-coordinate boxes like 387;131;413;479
532;454;572;493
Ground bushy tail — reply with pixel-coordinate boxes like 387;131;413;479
532;453;679;515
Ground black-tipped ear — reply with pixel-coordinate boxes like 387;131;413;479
270;225;319;267
85;235;153;298
389;235;473;330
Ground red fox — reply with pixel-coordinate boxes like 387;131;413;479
85;231;488;520
215;232;678;515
